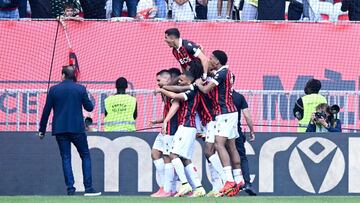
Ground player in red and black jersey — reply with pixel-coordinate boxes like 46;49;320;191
156;71;206;197
164;28;209;80
195;50;244;197
148;69;180;197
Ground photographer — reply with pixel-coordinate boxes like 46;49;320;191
306;103;342;133
293;79;327;132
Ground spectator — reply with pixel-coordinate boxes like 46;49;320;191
112;0;138;17
293;79;327;132
241;0;258;20
56;2;83;30
258;0;285;20
29;0;51;18
0;0;20;19
195;0;207;19
172;0;196;20
104;77;138;132
288;0;303;20
136;0;157;19
79;0;106;19
154;0;166;18
231;0;243;20
341;0;360;21
302;0;321;21
217;0;233;19
51;0;81;18
306;103;342;132
18;0;27;18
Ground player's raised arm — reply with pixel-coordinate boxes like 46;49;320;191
163;84;193;93
196;52;209;80
195;78;216;94
156;88;187;101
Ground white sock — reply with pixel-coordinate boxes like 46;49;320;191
185;167;196;189
208;162;223;192
171;158;188;184
232;169;244;184
153;158;165;187
164;163;175;193
172;173;179;193
185;163;202;188
223;166;234;182
209;153;226;182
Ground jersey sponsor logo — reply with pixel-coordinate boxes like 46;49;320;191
179;56;191;64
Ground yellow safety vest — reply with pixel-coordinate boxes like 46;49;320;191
104;94;136;132
298;94;327;132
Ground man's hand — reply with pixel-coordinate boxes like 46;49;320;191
310;113;316;123
38;132;45;139
161;122;167;135
195;78;204;86
318;118;329;128
154;88;162;95
202;73;207;81
148;120;156;128
249;131;255;142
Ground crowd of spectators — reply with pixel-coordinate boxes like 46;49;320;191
0;0;358;21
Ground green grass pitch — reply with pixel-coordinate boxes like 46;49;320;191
0;196;359;203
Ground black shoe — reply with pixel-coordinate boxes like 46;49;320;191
67;187;76;195
243;184;257;196
67;190;75;195
84;188;102;197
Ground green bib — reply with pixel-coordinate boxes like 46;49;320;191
104;94;136;132
298;94;327;132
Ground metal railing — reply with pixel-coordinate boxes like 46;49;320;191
1;89;359;132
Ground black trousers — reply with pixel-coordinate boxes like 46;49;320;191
235;131;251;184
79;0;106;19
195;2;208;19
288;1;303;20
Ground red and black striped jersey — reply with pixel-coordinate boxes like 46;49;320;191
172;38;201;70
178;86;200;127
210;66;237;115
197;89;216;126
162;95;178;135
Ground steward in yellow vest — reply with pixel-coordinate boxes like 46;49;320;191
293;79;327;132
104;77;137;132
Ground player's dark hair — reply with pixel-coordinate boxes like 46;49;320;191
62;65;77;81
212;50;228;65
156;69;171;76
304;79;322;94
165;28;180;38
183;71;195;83
188;60;203;80
116;77;128;90
168;67;181;78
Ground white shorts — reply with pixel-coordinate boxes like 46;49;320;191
171;125;197;160
162;135;173;156
215;112;239;140
152;133;164;152
204;121;216;143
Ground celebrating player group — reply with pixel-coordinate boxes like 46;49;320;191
148;28;256;198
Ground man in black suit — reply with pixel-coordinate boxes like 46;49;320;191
39;65;101;196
